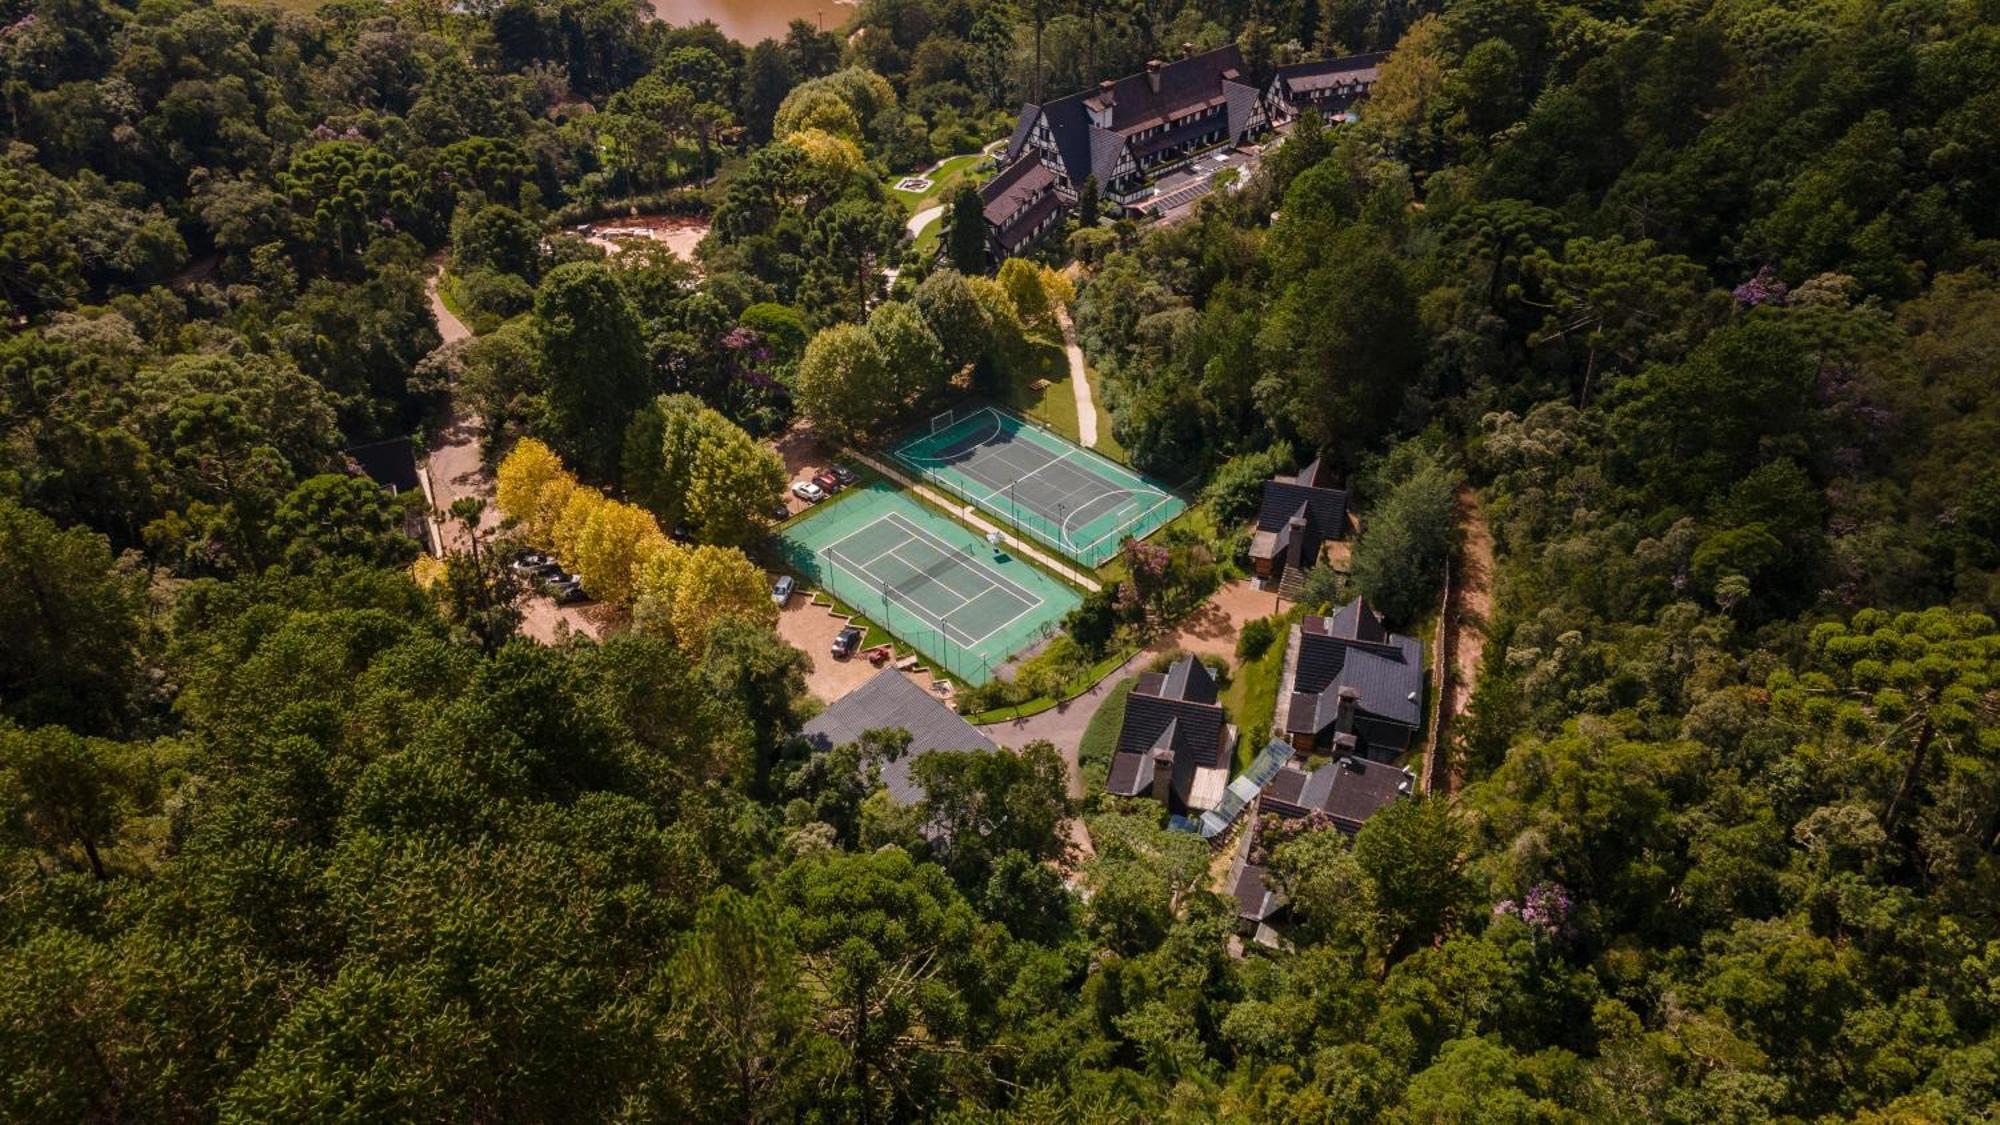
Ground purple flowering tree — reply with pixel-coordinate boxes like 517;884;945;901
1733;266;1789;307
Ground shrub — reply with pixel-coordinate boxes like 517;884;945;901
1237;616;1276;661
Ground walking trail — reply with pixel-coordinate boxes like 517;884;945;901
1435;486;1493;794
902;138;1009;245
1056;306;1097;447
907;204;944;242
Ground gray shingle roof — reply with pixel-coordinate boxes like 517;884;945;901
798;669;999;806
1273;52;1388;96
1286;600;1423;738
1106;749;1158;796
1255;478;1349;541
1117;658;1227;767
1258;754;1413;832
979;156;1056;223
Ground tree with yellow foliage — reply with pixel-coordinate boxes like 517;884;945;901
633;542;774;655
495;439;575;542
551;485;609;568
573;502;667;605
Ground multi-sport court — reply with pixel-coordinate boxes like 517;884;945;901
892;407;1186;567
773;483;1080;685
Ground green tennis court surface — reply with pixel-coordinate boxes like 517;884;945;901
773;483;1080;684
892;406;1186;567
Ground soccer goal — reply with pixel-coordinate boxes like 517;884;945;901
930;409;954;435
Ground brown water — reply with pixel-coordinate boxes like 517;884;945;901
648;0;851;45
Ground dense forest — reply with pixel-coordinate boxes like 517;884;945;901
2;0;1998;1119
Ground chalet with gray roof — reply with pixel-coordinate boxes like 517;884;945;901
1280;597;1422;760
979;155;1064;261
1265;52;1387;120
1258;754;1415;833
798;669;1000;807
1105;655;1235;813
1248;455;1350;593
1226;752;1414;944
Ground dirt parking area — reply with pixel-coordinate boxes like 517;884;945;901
519;596;613;645
772;422;849;517
777;590;953;705
1153;578;1281;660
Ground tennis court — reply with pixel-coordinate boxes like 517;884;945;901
773;483;1080;685
892;406;1186;567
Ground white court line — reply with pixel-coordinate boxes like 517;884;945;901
893;407;1006;466
882;511;1042;606
819;509;1045;650
885;544;976;610
1071;490;1180;556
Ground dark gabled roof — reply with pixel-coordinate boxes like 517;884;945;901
798;669;1000;805
1288;600;1423;734
1082;45;1251;132
979;156;1056;224
1118;658;1227;767
345;437;421;494
1015;45;1258;186
1232;861;1284;922
1272;52;1388;95
1260;755;1413;830
1324;596;1388;644
1318;755;1414;829
1106;749;1154;796
1161;654;1218;704
1254;471;1348;541
1004;105;1040;164
993;191;1064;255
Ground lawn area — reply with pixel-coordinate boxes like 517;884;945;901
996;328;1083;443
1221;609;1296;773
1086;371;1126;461
888;151;988;214
1078;675;1138;779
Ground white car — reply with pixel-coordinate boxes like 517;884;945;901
791;480;826;503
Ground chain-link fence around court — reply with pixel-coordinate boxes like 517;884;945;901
891;406;1186;568
772;483;1081;685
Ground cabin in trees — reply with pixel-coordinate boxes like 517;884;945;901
1227;753;1415;945
1263;52;1387;121
1105;655;1235;814
798;668;999;810
1279;598;1423;761
1248;454;1350;596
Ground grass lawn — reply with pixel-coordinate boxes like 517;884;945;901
1078;675;1138;777
997;328;1083;444
1087;372;1126;461
1221;610;1296;773
887;151;988;214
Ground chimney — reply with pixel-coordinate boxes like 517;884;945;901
1150;749;1174;803
1181;41;1196;59
1098;78;1116;100
1335;686;1360;735
1146;59;1163;94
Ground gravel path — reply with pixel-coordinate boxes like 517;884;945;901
1057;307;1097;447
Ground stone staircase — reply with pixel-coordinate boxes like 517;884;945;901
1276;563;1309;601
